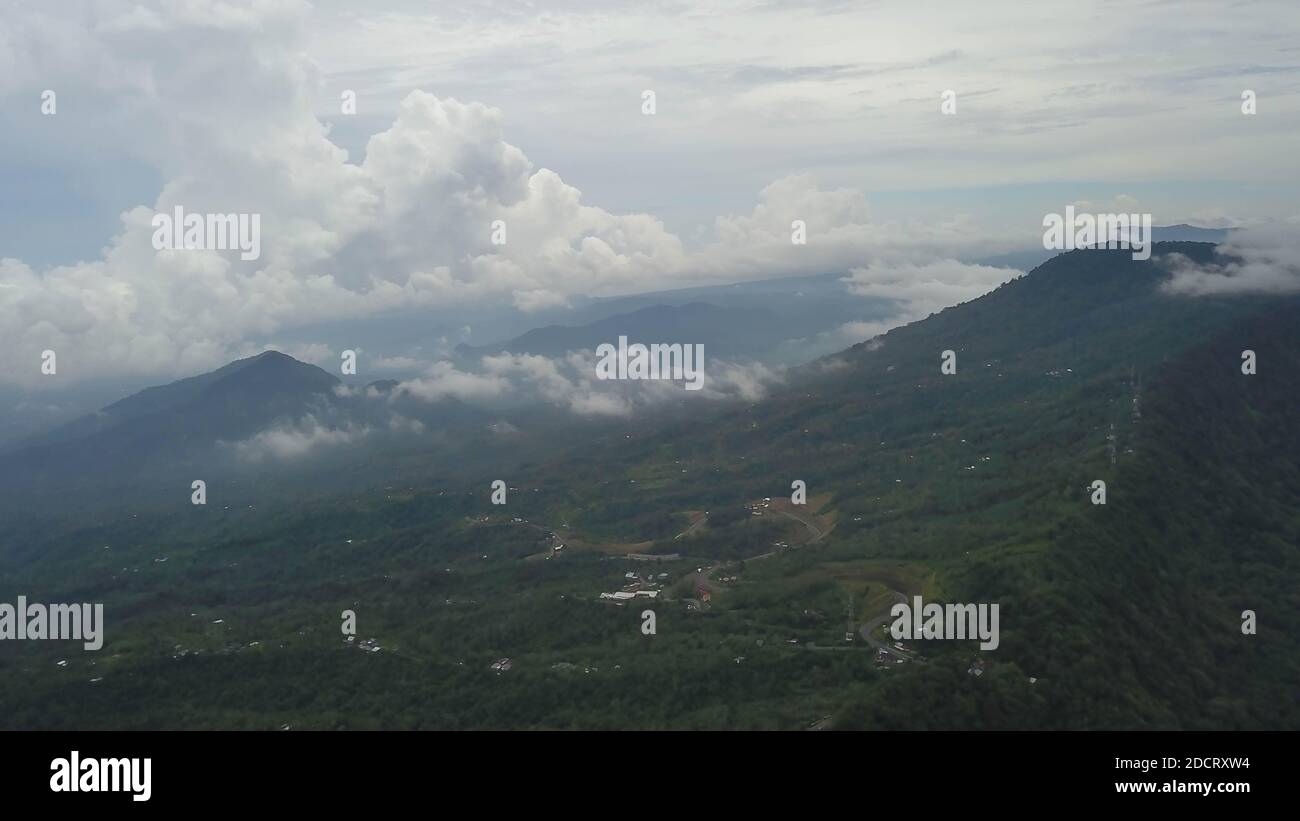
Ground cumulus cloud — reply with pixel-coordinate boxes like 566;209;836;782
0;2;689;387
687;175;1010;282
0;1;1028;389
1161;221;1300;296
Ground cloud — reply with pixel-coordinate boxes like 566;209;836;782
5;0;1205;391
703;360;782;402
226;416;370;462
395;361;511;402
687;175;1010;282
0;2;696;387
841;259;1021;331
17;0;1268;392
390;349;785;418
1161;221;1300;296
387;414;425;434
370;355;422;371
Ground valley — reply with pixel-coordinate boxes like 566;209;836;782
1;243;1297;730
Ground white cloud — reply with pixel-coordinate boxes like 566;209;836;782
395;361;511;403
371;355;422;371
0;1;1043;390
841;259;1021;331
226;416;370;462
390;349;785;418
9;0;1285;391
1161;221;1300;296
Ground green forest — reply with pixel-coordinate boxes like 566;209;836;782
2;244;1297;730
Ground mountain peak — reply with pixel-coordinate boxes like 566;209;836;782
210;350;340;394
253;349;296;361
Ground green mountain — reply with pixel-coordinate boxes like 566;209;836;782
0;351;341;492
1;242;1295;729
480;241;1300;728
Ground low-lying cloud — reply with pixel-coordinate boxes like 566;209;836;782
841;259;1022;331
225;416;371;462
1162;221;1300;296
394;350;785;418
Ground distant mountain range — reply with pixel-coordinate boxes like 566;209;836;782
3;238;1296;729
0;225;1239;453
455;302;781;361
458;225;1237;365
0;236;1254;486
972;223;1234;271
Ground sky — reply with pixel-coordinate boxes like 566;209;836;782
1;0;1298;389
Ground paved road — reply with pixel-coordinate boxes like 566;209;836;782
774;508;829;543
858;591;914;661
673;512;709;540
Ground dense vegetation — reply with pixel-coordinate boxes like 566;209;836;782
1;243;1296;729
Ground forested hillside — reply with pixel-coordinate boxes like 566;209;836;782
1;244;1296;729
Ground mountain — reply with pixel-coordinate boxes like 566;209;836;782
493;240;1299;727
457;277;903;367
1150;223;1232;243
2;242;1296;730
0;351;341;492
455;302;784;361
0;348;617;517
973;224;1236;273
